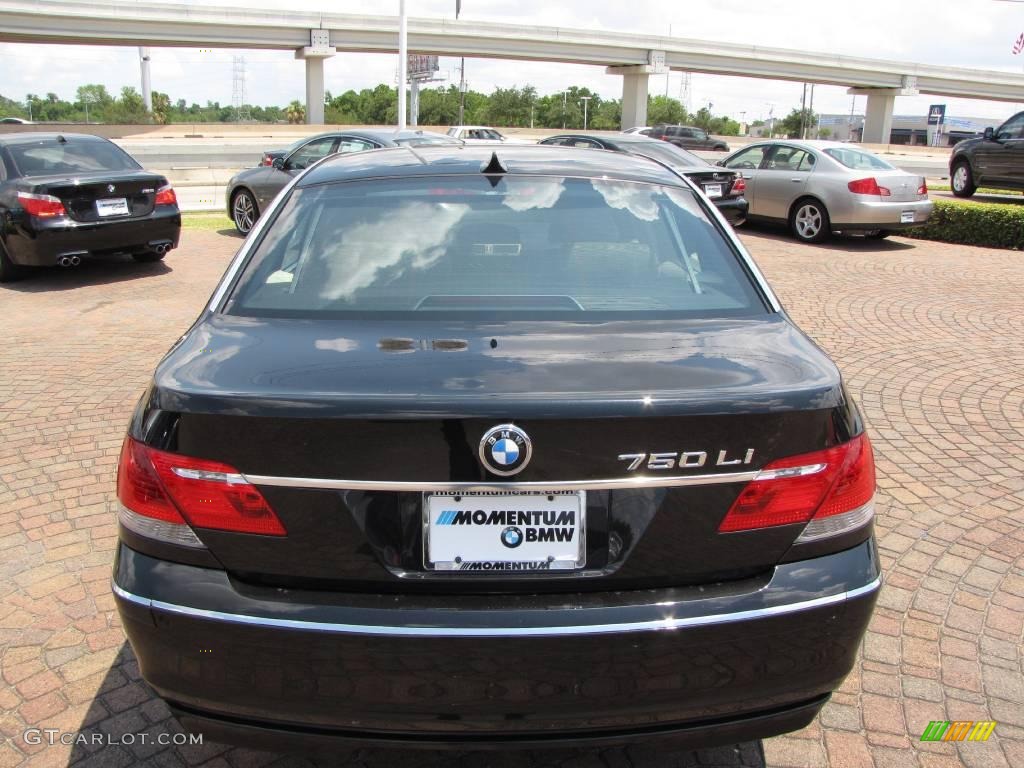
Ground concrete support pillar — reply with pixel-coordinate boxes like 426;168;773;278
304;56;326;125
296;30;336;125
862;92;895;144
607;59;663;130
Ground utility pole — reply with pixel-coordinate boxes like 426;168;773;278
580;96;591;130
800;83;807;139
456;1;465;126
397;0;408;130
561;90;568;129
807;83;815;138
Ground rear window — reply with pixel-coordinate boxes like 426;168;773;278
226;175;765;319
8;140;140;177
824;147;894;171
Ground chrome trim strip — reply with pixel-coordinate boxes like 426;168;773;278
111;576;881;638
754;462;827;481
241;470;760;493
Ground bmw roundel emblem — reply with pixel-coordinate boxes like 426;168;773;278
479;423;532;476
500;526;524;548
107;184;116;193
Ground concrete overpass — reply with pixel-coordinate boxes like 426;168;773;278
3;0;1024;139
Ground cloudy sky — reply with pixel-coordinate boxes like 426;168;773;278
3;0;1024;121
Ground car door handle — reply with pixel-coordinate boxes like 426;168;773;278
790;178;803;182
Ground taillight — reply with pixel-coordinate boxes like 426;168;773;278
847;178;891;197
17;191;66;218
718;434;875;540
731;176;746;194
917;178;928;196
116;437;286;542
154;184;177;207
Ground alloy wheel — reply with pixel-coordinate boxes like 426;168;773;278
795;204;823;240
233;192;256;234
952;166;968;193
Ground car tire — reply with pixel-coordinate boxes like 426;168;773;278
0;240;24;283
789;198;831;243
133;251;166;263
950;161;976;198
231;189;259;235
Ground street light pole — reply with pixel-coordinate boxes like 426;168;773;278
397;0;408;130
580;96;591;130
561;90;568;129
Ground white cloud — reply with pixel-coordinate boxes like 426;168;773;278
2;0;1023;120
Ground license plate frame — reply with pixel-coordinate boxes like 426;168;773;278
900;210;915;224
423;490;586;572
96;197;130;217
703;183;723;199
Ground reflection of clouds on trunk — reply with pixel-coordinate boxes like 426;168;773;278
501;178;565;211
590;179;661;221
320;202;470;301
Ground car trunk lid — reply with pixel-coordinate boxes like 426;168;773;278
26;170;166;222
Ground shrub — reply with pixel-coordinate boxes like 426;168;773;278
905;199;1024;250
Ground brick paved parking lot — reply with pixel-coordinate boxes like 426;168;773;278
1;226;1022;768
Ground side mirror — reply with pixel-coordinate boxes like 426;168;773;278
272;156;286;170
714;159;725;167
983;127;995;141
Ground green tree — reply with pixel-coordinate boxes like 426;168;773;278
286;100;306;124
647;95;686;126
151;91;171;125
779;107;817;139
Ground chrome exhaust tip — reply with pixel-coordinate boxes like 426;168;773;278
70;255;81;266
58;256;72;267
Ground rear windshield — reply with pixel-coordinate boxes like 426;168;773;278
227;175;765;319
624;141;706;168
8;140;141;177
824;147;894;171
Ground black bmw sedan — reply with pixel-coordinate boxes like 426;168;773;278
539;132;748;225
114;144;879;751
0;133;180;282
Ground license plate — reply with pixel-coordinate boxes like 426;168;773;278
425;491;586;572
900;210;915;224
703;183;723;199
96;198;129;217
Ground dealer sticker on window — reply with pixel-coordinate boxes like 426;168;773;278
424;491;586;571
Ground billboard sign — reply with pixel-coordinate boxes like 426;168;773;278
408;54;440;79
927;104;946;126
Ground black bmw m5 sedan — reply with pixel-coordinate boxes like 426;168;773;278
0;133;180;281
113;144;879;751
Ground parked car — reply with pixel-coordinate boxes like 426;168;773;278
445;125;531;144
648;124;729;151
540;132;748;225
115;143;879;752
621;126;651;134
0;117;33;124
228;129;460;234
949;110;1024;197
718;140;933;242
0;133;180;282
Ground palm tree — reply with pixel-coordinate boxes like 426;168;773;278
286;100;306;125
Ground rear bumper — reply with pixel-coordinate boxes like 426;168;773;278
6;207;181;266
835;198;933;230
113;538;879;748
712;196;748;225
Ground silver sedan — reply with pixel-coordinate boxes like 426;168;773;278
718;140;933;242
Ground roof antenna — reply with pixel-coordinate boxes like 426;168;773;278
481;151;507;175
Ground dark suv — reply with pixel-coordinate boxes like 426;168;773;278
649;124;730;151
949;110;1024;197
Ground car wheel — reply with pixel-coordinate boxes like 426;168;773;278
789;199;831;243
950;161;976;198
133;251;166;263
0;240;24;283
232;189;259;234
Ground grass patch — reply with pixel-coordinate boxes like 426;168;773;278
182;212;234;232
906;198;1024;250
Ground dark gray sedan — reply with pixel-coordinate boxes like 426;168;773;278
226;129;460;233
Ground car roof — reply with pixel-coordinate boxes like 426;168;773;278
0;132;111;146
736;139;866;152
298;144;685;187
282;129;457;148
